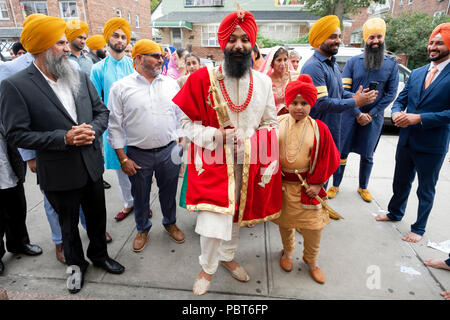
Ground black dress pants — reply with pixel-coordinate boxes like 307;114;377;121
0;183;30;259
44;178;108;272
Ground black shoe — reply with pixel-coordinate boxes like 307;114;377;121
15;243;43;256
0;260;4;275
93;257;125;274
67;269;84;294
103;180;111;189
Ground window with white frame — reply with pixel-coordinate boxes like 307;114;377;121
0;1;9;20
258;24;300;42
59;1;79;19
20;1;48;18
128;12;131;25
408;0;412;4
201;24;219;47
135;15;140;28
116;9;122;17
185;0;224;7
274;0;304;7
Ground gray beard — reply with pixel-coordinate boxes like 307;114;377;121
45;50;80;97
364;42;385;70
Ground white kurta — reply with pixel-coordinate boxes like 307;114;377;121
181;66;278;241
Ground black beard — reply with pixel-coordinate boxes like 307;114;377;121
96;50;106;59
429;49;450;62
109;42;125;54
319;42;339;56
223;49;252;78
364;42;385;70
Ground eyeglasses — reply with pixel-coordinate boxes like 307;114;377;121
141;53;164;60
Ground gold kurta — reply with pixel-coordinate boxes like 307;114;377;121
272;114;330;230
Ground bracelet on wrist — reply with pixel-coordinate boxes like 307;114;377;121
120;158;128;165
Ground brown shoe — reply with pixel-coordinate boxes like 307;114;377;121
105;232;112;243
164;224;185;243
280;249;292;272
55;243;66;264
133;232;149;252
309;266;326;284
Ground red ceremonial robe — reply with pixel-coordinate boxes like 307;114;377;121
172;67;282;226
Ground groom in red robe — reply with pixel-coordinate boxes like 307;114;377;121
173;9;282;295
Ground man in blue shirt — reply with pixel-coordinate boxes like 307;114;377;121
331;18;399;202
301;15;378;205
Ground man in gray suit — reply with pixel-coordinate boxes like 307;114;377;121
0;15;124;293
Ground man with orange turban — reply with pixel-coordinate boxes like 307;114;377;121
272;74;340;284
66;19;93;74
301;15;378;208
90;17;136;223
1;14;125;294
173;8;281;296
108;39;185;255
376;23;450;245
330;17;399;203
86;34;107;64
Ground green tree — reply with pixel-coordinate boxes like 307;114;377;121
151;0;161;12
385;12;450;69
303;0;384;25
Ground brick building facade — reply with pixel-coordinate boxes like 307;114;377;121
0;0;152;56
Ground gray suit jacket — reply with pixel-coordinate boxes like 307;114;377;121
0;63;109;191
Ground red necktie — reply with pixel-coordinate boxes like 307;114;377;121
424;66;438;89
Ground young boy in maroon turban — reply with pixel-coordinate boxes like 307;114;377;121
271;74;340;284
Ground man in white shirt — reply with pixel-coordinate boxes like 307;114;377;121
108;39;185;253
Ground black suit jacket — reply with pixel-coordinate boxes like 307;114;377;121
0;63;109;191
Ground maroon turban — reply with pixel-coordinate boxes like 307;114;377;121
285;74;318;108
217;11;257;51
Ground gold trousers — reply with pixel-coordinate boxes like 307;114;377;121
279;226;322;264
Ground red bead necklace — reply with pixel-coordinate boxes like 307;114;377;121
218;65;253;113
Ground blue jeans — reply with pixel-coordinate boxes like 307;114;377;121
446;254;450;267
127;142;181;233
387;145;446;236
42;190;86;244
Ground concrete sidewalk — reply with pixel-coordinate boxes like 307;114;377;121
0;134;449;300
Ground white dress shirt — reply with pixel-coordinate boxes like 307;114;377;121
34;62;78;123
0;130;18;189
108;72;184;150
428;58;450;85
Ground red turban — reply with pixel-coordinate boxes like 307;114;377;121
285;74;318;108
429;23;450;50
217;11;257;51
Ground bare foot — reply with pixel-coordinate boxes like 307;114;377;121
123;206;133;214
424;259;450;271
441;290;450;300
402;232;422;243
375;214;392;221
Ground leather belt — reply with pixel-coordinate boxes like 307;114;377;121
128;141;175;153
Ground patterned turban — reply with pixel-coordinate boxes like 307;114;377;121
429;23;450;49
217;10;257;51
21;15;67;55
285;74;318;108
86;35;107;50
103;17;131;45
131;39;164;67
66;19;89;42
362;18;386;43
308;15;340;48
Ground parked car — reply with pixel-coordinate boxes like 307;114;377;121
260;45;411;127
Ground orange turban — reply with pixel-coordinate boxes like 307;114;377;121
362;18;386;43
23;13;45;28
103;17;131;45
429;23;450;49
66;19;89;42
309;15;340;48
285;74;318;108
131;39;164;67
21;15;67;55
217;10;257;51
86;35;106;50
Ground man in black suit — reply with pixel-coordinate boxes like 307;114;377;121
0;124;42;275
0;15;124;293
